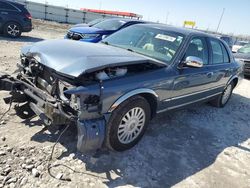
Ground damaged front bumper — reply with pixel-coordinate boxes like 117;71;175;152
0;72;106;154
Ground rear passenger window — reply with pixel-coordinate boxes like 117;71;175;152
0;2;17;11
221;43;230;63
210;39;224;64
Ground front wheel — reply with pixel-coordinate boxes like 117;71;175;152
4;22;22;38
106;96;151;151
210;82;234;108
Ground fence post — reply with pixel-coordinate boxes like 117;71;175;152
44;3;48;20
65;8;69;23
83;12;86;23
24;0;28;8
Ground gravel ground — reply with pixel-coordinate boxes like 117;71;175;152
0;19;250;188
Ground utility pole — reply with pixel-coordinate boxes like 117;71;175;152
216;8;225;33
165;12;169;25
99;1;102;10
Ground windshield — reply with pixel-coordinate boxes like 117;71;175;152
88;18;104;27
238;44;250;54
103;25;184;64
94;19;127;30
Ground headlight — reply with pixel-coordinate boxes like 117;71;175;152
102;35;108;39
70;94;81;110
81;34;100;39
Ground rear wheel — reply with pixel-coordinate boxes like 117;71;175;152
210;82;234;108
106;96;151;151
4;22;22;38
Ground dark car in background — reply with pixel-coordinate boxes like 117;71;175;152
0;24;243;153
65;18;147;43
234;44;250;77
0;0;32;37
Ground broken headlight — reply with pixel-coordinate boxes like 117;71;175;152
69;94;81;111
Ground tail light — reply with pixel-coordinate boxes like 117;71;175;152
25;13;32;19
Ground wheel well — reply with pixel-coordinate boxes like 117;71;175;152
231;78;238;88
139;93;158;119
4;21;22;30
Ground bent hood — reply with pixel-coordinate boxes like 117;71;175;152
21;39;166;77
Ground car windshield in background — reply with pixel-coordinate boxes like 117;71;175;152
94;19;127;30
238;44;250;54
88;18;104;27
235;41;249;46
103;25;184;64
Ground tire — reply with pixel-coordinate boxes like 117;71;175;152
4;22;22;38
106;96;151;151
210;82;234;108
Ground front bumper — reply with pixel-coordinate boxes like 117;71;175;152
0;72;106;154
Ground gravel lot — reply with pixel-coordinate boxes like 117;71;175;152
0;19;250;188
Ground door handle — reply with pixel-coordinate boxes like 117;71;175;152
206;72;214;78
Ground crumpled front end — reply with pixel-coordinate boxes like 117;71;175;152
0;40;164;153
0;54;107;154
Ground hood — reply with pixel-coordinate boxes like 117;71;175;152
69;26;105;34
72;23;90;28
21;39;166;77
234;53;250;60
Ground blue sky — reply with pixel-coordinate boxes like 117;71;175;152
31;0;250;35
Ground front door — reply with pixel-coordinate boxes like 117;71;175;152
164;36;220;109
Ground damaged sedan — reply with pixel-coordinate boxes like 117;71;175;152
0;24;243;153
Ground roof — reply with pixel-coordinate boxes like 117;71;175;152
138;23;211;37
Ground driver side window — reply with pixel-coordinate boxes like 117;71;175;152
185;37;209;65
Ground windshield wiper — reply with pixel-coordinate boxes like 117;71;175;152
101;41;109;45
127;48;134;52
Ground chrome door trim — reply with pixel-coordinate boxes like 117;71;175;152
157;92;222;114
163;85;224;102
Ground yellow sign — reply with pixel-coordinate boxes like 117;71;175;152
184;21;196;28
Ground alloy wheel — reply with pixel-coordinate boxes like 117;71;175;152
7;24;20;37
117;107;146;144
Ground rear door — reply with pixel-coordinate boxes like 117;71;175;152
163;36;218;109
206;38;232;89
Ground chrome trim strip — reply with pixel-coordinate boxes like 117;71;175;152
163;85;224;102
157;92;222;114
108;88;158;113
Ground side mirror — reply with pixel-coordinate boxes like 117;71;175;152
183;56;203;68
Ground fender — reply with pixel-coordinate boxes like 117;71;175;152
227;75;239;87
108;88;159;113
